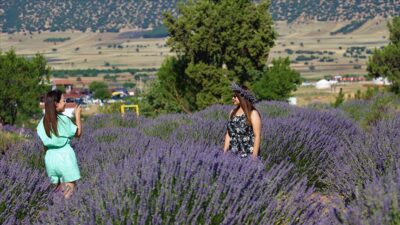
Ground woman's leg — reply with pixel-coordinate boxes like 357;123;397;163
55;183;63;192
62;182;76;199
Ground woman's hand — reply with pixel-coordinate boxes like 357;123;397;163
74;105;81;119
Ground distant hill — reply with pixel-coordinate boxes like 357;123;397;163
0;0;399;33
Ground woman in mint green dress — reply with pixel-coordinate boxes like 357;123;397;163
37;90;82;199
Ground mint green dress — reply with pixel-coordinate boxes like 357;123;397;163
37;114;81;184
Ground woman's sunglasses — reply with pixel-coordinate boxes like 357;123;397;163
233;93;244;98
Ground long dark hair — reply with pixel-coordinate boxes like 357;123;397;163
44;90;62;137
230;86;260;125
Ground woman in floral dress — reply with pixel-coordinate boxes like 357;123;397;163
224;83;261;158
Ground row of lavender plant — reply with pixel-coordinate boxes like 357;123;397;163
1;98;399;224
37;139;326;224
0;158;50;224
0;113;324;224
143;103;371;198
321;168;400;225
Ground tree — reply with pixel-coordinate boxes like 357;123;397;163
185;62;233;109
0;49;50;125
146;0;276;114
388;17;400;45
145;56;194;114
164;0;276;84
123;82;136;89
367;17;400;94
89;81;110;102
332;88;345;108
252;57;301;101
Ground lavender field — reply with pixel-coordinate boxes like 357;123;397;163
1;95;400;225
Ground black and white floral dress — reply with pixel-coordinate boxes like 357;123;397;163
227;114;255;158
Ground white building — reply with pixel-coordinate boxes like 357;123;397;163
315;79;331;89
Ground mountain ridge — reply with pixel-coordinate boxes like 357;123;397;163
0;0;399;33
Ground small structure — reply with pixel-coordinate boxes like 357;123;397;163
51;79;73;93
301;81;312;87
288;97;297;105
373;77;392;85
121;104;140;116
315;79;331;89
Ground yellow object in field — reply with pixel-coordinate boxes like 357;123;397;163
120;104;139;116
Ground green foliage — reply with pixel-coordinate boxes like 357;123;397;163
367;17;400;94
330;20;368;35
340;91;399;128
185;63;233;109
50;68;156;78
295;55;318;61
89;81;110;101
0;131;24;154
332;88;345;108
0;49;50;125
145;0;276;115
99;102;124;114
164;0;276;84
123;82;136;89
57;85;66;93
388;17;400;45
43;37;71;42
367;44;400;93
143;116;192;140
142;25;169;38
355;89;362;99
144;57;194;114
103;74;118;82
362;93;396;128
364;87;380;100
252;57;301;101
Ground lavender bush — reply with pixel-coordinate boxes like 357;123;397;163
368;115;400;176
323;169;400;225
260;107;368;195
340;93;400;128
37;143;324;224
1;99;399;224
0;159;50;224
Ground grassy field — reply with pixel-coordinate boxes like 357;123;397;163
0;32;171;70
271;18;389;79
0;17;392;107
292;82;377;106
0;17;390;80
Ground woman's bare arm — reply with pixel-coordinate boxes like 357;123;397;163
224;110;233;152
74;105;82;137
251;110;261;157
223;131;230;152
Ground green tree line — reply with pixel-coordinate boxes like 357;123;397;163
0;49;50;126
367;17;400;94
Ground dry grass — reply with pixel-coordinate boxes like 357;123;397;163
0;17;390;80
0;18;392;107
270;17;389;79
0;131;25;153
0;32;172;70
293;82;372;106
